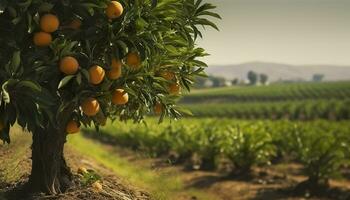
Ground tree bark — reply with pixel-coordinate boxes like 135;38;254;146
27;125;73;194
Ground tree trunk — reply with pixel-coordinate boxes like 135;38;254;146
27;125;73;194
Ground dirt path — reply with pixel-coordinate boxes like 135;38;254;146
0;129;150;200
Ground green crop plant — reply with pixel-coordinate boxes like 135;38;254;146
220;124;276;176
289;125;350;194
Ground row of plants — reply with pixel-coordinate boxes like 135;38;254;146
83;118;350;193
182;99;350;120
181;81;350;103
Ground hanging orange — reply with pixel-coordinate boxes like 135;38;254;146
126;52;141;69
40;14;60;33
89;65;105;85
168;83;181;95
59;56;79;75
81;98;100;116
66;120;80;134
112;89;129;105
154;102;163;115
106;1;124;19
33;32;52;47
107;58;122;80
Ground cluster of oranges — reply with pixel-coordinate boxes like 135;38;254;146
63;1;131;134
33;13;59;47
36;1;181;134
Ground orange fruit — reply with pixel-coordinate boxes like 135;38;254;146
112;89;129;105
89;65;105;85
66;120;80;134
106;1;124;19
68;18;82;30
33;32;52;47
40;14;60;33
81;98;100;116
59;56;79;75
161;71;175;80
126;52;141;69
0;121;4;131
154;102;163;115
107;58;122;80
169;83;181;95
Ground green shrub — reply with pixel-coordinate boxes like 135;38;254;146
220;124;275;175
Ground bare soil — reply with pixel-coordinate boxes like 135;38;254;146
0;130;150;200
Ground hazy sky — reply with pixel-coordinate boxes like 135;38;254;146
198;0;350;66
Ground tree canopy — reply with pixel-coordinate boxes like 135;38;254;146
0;0;220;143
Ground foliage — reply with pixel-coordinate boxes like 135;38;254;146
247;71;258;85
0;0;220;143
181;81;350;120
83;118;350;180
220;124;275;174
182;99;350;120
287;124;350;184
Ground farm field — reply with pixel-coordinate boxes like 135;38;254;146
82;118;350;200
180;82;350;120
183;81;350;102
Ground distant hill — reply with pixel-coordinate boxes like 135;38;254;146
205;62;350;82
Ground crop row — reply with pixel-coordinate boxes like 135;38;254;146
182;99;350;120
83;118;350;191
181;81;350;103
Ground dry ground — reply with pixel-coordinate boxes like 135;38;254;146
0;128;150;200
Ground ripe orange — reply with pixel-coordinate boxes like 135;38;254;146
69;18;82;30
89;65;105;85
33;32;52;47
0;121;4;131
161;71;175;80
169;83;181;95
81;97;100;116
107;58;122;80
154;102;163;115
40;14;60;33
66;120;80;134
112;89;129;105
59;56;79;75
126;52;141;69
106;1;124;19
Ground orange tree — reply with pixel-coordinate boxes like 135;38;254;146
0;0;219;195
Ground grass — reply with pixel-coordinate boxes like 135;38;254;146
68;134;219;200
0;127;31;184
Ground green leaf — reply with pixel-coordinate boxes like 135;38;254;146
11;51;21;73
16;81;41;92
58;75;75;89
